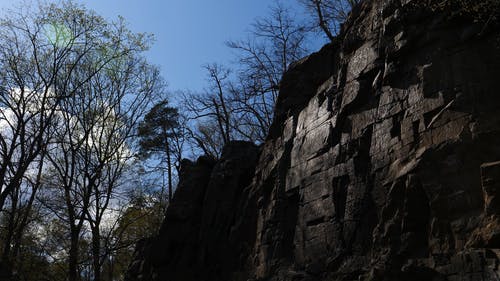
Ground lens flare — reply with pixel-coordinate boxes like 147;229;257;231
43;22;73;47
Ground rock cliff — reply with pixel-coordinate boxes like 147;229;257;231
125;0;500;280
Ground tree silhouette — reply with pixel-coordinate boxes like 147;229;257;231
137;100;181;203
299;0;361;41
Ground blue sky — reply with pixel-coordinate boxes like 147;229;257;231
0;0;326;93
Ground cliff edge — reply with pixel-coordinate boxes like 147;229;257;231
126;0;500;280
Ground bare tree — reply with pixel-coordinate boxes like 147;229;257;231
226;2;309;142
183;64;234;158
0;154;45;266
82;57;160;281
0;1;127;273
186;120;226;159
183;3;310;157
298;0;361;41
0;3;161;281
0;2;163;280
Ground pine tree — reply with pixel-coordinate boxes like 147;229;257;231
137;100;181;203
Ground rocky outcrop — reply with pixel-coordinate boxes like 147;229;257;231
126;0;500;280
126;142;260;281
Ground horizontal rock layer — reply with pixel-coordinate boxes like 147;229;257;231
126;0;500;280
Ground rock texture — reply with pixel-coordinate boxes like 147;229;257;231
126;0;500;280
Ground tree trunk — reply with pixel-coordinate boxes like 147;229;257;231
166;141;173;203
2;220;13;262
11;187;38;266
108;255;114;281
92;226;101;281
314;0;335;41
212;98;229;145
68;229;80;281
1;194;18;263
216;79;231;144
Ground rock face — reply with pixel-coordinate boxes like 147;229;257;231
126;142;260;281
126;0;500;280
